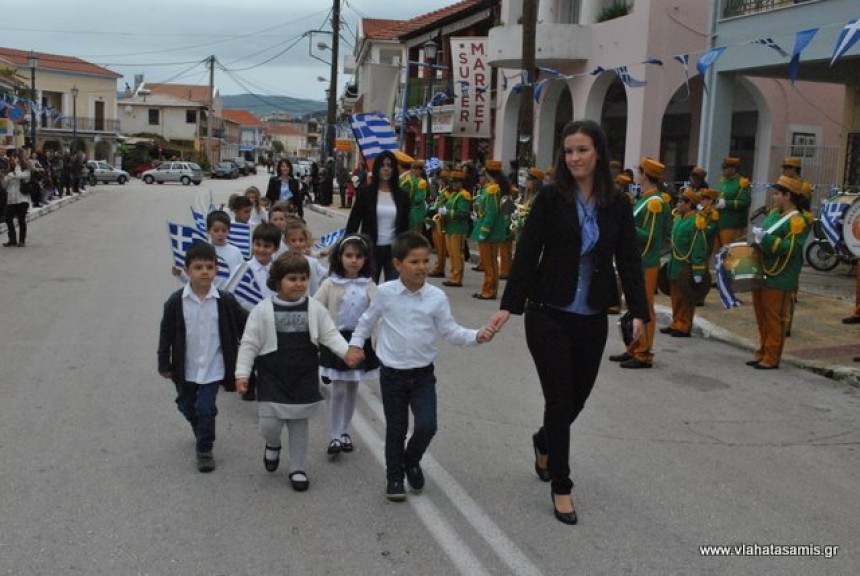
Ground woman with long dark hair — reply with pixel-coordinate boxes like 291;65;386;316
488;120;648;524
265;159;303;219
345;150;410;282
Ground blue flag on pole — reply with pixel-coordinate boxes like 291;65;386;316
231;268;264;308
348;112;399;160
789;28;818;84
314;228;346;250
191;207;207;235
166;221;230;282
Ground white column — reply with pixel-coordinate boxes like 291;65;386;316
580;0;602;25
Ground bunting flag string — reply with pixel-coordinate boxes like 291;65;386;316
830;18;860;66
615;66;647;88
697;46;727;93
790;28;818;84
674;53;691;101
750;37;790;58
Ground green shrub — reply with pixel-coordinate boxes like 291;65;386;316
598;2;629;22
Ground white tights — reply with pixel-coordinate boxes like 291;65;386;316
329;379;359;440
259;416;308;473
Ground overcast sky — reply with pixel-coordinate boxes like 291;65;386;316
4;0;448;104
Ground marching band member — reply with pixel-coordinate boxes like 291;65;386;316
609;157;670;368
694;188;720;306
439;171;472;287
470;160;510;300
715;156;751;249
689;165;709;191
615;173;634;204
661;188;708;337
428;169;450;278
401;160;428;233
748;175;812;369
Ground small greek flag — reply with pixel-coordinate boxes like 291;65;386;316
349;112;398;160
315;228;346;250
231;268;264;308
831;18;860;67
191;207;207;234
714;249;742;309
167;222;207;269
751;37;789;58
819;200;849;247
227;221;252;260
615;66;647;88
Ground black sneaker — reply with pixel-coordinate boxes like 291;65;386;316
405;462;425;492
386;479;406;502
196;451;215;473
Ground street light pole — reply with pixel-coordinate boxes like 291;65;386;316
71;85;79;153
422;40;438;159
28;50;38;150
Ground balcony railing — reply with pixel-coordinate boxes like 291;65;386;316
722;0;812;18
38;115;121;133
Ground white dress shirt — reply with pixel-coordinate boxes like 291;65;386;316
350;280;478;369
182;283;224;384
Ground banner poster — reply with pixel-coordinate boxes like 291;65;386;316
450;37;490;139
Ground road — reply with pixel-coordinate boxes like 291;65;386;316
0;174;857;575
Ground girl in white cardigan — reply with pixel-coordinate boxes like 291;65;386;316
235;252;361;491
314;234;378;459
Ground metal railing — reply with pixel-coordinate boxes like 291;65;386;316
722;0;812;18
39;116;121;132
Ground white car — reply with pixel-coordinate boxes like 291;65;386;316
141;161;203;185
86;160;130;184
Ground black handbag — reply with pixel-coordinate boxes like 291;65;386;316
618;311;634;346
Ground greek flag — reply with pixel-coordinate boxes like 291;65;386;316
315;228;346;250
349;112;398;160
191;208;207;234
819;200;849;247
227;221;252;260
751;37;789;58
166;221;230;281
231;268;264;308
615;66;647;88
714;249;742;309
831;18;860;67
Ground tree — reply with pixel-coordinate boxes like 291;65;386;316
272;140;284;155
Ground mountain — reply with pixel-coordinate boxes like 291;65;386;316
221;94;327;118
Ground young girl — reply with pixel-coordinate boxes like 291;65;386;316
235;252;361;491
245;186;268;225
268;202;294;257
313;235;379;458
283;218;328;294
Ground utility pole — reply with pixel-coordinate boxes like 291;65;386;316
517;0;538;169
207;55;215;169
323;0;340;206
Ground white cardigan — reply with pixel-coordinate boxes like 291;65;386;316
235;297;348;379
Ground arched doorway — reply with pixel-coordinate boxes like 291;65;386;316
500;90;521;166
660;75;705;184
600;78;628;164
535;81;573;168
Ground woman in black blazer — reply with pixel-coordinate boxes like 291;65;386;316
345;150;410;282
265;159;304;220
488;120;648;525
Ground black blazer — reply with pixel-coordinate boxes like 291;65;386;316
501;183;649;320
345;184;410;244
157;289;248;391
265;176;300;206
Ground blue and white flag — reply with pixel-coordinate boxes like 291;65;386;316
349;111;398;160
819;200;849;247
831;18;860;67
231;268;264;308
697;46;727;92
191;207;207;235
789;28;818;84
615;66;647;88
315;228;346;250
167;222;207;269
674;53;691;99
714;249;743;309
227;221;252;260
751;37;789;59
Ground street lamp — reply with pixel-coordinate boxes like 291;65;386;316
27;50;37;150
422;40;438;159
70;85;79;153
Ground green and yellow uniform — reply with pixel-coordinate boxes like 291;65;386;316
400;173;428;232
716;174;751;244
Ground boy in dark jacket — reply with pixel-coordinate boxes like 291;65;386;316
158;242;247;472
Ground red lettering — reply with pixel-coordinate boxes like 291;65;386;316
460;95;470;107
458;66;471;78
474;120;484;131
458;53;468;65
460;110;470;122
474;59;485;71
474;73;485;85
470;43;485;55
474;104;484;119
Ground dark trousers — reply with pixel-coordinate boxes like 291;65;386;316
380;365;437;482
5;202;28;245
174;380;220;453
525;305;607;494
372;244;399;284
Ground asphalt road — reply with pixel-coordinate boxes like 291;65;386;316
0;174;857;575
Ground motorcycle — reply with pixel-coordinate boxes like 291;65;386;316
804;216;857;271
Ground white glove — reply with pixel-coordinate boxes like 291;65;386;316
752;226;764;244
438;206;447;216
715;198;726;209
693;275;703;284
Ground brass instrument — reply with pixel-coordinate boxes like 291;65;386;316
509;201;531;232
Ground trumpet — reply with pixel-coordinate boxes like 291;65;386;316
750;205;768;221
509;202;530;232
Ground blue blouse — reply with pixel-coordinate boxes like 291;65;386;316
554;193;601;315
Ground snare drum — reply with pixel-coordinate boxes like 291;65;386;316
721;243;763;292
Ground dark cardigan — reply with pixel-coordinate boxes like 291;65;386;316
345;183;410;244
157;289;248;391
501;183;649;320
265;176;300;206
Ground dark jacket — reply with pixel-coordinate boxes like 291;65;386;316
501;183;649;320
265;176;301;207
157;289;248;391
345;184;410;244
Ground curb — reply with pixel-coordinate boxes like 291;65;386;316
0;189;91;235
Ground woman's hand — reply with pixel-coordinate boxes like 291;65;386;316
487;310;510;333
632;318;645;342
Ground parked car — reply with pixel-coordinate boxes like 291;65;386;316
227;157;253;176
212;161;240;179
131;160;162;178
295;160;313;178
86;160;130;184
141;161;203;185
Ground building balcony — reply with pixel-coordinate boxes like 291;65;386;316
487;22;591;68
38;116;121;133
722;0;813;19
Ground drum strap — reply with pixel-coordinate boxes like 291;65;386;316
765;210;797;235
761;210;799;277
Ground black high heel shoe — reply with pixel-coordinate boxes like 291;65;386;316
551;491;578;525
532;433;551;482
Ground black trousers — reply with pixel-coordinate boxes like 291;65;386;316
5;202;28;245
525;304;607;494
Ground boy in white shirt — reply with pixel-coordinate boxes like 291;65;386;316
207;211;245;287
349;232;495;501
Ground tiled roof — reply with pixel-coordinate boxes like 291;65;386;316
144;83;216;104
267;124;306;136
363;19;411;41
222;109;261;126
0;46;121;78
400;0;488;36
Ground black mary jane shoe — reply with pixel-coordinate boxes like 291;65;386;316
263;445;281;472
551;492;578;525
531;433;551;482
745;360;760;366
289;471;310;491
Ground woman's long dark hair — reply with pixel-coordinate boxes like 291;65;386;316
554;119;615;208
369;150;399;191
276;159;293;179
485;168;512;196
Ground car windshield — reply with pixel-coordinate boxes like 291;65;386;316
189;163;201;170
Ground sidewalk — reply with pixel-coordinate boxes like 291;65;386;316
309;202;860;386
0;189;91;236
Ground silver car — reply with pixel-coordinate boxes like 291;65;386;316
141;161;203;185
86;160;130;184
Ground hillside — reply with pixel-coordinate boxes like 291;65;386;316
221;94;326;118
